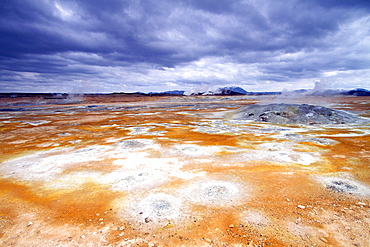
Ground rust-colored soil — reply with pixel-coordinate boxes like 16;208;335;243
0;95;369;246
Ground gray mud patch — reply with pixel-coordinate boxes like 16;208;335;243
315;176;370;196
183;180;246;206
133;193;183;223
232;103;368;125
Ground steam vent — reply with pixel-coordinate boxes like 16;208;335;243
0;94;370;246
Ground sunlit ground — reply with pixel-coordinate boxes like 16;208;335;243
0;95;369;246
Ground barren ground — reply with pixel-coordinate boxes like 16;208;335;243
0;95;369;247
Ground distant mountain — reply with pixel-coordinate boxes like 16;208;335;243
283;88;370;97
213;86;248;95
1;87;369;98
310;89;343;95
147;90;185;95
306;88;370;96
342;88;370;96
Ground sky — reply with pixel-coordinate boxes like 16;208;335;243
0;0;370;93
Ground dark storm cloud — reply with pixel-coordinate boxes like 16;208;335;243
0;0;369;92
313;0;370;9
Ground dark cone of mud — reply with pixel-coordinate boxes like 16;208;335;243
232;103;367;125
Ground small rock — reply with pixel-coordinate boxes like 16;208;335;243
145;217;152;223
286;198;290;202
27;222;33;227
119;226;125;231
81;235;86;239
319;237;328;243
229;224;234;228
164;221;173;228
297;205;305;209
204;238;212;243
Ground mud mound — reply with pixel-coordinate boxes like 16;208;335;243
232;103;366;125
184;180;244;206
136;193;182;222
315;176;370;196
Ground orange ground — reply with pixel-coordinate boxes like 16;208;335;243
0;95;369;246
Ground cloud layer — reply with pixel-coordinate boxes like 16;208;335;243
1;0;370;93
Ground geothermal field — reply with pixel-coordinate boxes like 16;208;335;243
0;94;369;247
